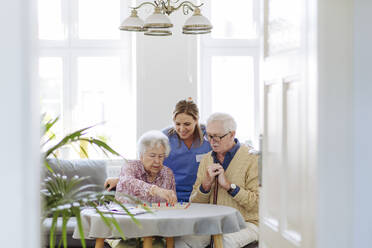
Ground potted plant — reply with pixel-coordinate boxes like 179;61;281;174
41;116;142;248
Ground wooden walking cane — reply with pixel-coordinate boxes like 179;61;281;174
213;176;218;205
209;175;219;248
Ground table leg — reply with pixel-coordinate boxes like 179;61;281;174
95;238;105;248
213;234;223;248
165;237;174;248
143;236;153;248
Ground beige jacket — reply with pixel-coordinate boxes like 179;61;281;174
189;145;259;225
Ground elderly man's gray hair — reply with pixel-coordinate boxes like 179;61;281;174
137;130;171;158
207;112;237;133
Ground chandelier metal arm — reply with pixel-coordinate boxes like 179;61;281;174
130;1;203;15
173;1;203;12
131;2;157;10
182;4;193;15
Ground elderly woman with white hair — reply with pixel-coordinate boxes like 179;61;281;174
115;130;177;204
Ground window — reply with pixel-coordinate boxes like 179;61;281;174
199;0;260;148
211;0;256;39
36;0;136;158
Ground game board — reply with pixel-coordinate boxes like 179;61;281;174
97;205;147;215
137;202;191;210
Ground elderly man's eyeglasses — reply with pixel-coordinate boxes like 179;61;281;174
205;132;231;142
146;153;166;160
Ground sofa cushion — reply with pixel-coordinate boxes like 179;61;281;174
45;159;108;192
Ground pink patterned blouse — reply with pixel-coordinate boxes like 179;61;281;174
115;160;176;204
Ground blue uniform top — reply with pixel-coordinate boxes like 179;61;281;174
162;126;212;202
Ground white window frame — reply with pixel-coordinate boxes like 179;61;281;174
34;0;136;158
199;0;261;147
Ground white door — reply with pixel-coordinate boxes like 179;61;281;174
259;0;316;247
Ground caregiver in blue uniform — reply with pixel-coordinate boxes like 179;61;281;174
162;99;211;202
104;99;211;202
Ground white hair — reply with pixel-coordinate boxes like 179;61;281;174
137;130;170;158
207;112;237;133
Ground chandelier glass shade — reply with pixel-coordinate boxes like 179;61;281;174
119;0;212;36
119;10;146;32
183;8;212;34
144;7;173;29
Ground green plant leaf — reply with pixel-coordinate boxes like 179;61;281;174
44;125;95;158
41;132;56;148
80;137;121;157
50;211;59;248
73;207;86;248
109;214;126;241
91;204;112;229
42;116;59;136
44;160;53;173
62;211;68;248
41;117;143;248
79;144;89;158
91;204;126;241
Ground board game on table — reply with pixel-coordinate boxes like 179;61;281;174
137;201;191;210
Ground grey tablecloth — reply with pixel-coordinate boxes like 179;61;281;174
73;203;247;239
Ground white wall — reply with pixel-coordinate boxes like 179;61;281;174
316;0;353;247
136;10;198;137
0;0;40;247
317;0;372;247
353;0;372;247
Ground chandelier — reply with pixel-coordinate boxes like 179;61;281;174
119;0;213;36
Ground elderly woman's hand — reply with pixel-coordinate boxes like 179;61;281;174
151;186;178;205
104;177;119;191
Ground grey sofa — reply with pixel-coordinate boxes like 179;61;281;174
42;158;119;248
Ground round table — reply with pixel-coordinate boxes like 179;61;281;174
73;203;247;248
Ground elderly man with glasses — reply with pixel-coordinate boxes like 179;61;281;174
175;113;259;248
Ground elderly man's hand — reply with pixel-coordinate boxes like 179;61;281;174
201;163;223;192
217;170;231;191
104;177;119;191
152;186;178;205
